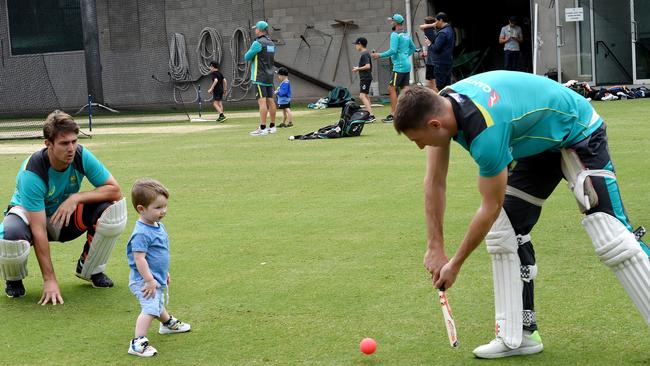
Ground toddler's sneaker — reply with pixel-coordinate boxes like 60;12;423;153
159;315;191;334
128;336;157;357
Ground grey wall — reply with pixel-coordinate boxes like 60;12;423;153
0;0;417;114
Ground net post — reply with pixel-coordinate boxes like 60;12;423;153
88;94;93;132
197;84;202;118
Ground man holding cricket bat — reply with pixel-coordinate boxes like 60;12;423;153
393;70;650;359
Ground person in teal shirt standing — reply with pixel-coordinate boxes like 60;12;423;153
0;110;126;303
245;20;277;136
372;13;417;123
393;71;650;358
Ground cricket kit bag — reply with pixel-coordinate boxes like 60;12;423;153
326;86;353;107
290;101;371;140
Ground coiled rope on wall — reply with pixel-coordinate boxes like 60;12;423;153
196;27;224;76
168;32;196;103
227;27;252;102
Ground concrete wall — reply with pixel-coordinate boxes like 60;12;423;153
0;0;422;114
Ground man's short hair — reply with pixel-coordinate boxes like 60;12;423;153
131;178;169;209
43;110;79;142
424;16;436;24
435;12;449;23
209;61;219;69
393;86;446;134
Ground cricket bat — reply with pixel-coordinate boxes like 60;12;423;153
439;290;459;348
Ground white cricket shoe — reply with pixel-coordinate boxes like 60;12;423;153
250;128;269;136
473;330;543;359
268;126;277;134
159;315;191;334
128;336;157;357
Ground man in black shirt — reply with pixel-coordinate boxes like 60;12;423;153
352;37;375;121
207;61;228;122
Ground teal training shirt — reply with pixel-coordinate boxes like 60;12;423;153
379;30;417;73
443;71;603;177
8;145;111;216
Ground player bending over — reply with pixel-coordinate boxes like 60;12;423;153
0;110;126;304
126;179;191;357
394;71;650;358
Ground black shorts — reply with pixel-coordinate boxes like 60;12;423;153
278;102;291;109
213;90;223;101
2;201;113;267
504;124;636;235
425;64;435;80
359;79;372;94
255;84;274;99
389;72;409;88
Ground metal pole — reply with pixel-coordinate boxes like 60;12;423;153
88;94;93;132
197;85;202;118
80;0;105;104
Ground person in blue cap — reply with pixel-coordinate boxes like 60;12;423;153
372;13;417;123
245;20;277;136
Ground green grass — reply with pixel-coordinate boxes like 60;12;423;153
0;100;649;365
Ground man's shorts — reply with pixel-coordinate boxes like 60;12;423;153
389;72;409;88
434;63;452;90
359;79;372;94
278;102;291;109
130;280;165;317
213;90;224;101
425;64;435;81
255;84;274;99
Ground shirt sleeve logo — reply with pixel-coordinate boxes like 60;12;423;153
488;89;500;108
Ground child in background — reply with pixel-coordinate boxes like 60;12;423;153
126;179;191;358
207;61;228;122
275;67;293;127
352;37;375;122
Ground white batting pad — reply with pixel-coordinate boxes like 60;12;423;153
79;198;127;279
0;239;30;281
583;212;650;325
485;208;523;349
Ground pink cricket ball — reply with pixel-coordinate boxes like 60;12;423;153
359;337;377;355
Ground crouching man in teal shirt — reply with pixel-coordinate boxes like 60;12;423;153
0;111;126;304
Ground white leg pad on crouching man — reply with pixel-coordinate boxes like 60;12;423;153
79;198;127;279
486;208;523;349
583;213;650;325
0;240;30;281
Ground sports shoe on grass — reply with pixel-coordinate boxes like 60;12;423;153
286;122;293;127
473;330;543;359
382;114;393;123
250;128;269;136
5;280;25;298
278;123;287;128
159;315;191;334
75;262;114;288
128;336;157;357
217;114;227;122
268;126;277;134
367;115;376;123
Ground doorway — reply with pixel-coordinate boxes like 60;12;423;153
428;0;533;73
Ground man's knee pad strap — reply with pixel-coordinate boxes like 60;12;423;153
561;148;616;213
583;212;650;325
0;239;30;281
486;208;523;348
79;198;127;279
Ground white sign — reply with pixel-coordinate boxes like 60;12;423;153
565;7;584;22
